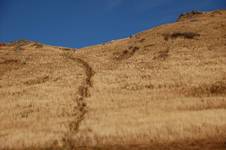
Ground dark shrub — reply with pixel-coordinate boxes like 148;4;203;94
163;32;200;41
131;46;139;53
153;49;169;60
177;11;203;21
139;38;145;42
32;43;43;48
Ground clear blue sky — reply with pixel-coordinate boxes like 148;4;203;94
0;0;225;48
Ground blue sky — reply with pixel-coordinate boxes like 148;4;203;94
0;0;226;48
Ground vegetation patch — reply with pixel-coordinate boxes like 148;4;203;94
144;44;154;48
181;80;226;97
59;47;74;51
0;43;6;48
0;59;19;65
138;38;145;43
6;40;32;51
163;32;200;41
32;42;43;48
24;76;50;86
153;49;169;60
177;11;203;21
10;40;31;46
178;98;226;111
114;46;139;60
122;83;154;91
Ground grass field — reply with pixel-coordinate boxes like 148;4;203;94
0;10;226;150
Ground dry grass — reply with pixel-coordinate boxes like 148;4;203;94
0;46;86;149
0;10;226;149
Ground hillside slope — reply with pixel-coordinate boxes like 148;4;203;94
0;10;226;149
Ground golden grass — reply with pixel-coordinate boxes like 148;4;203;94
0;10;226;149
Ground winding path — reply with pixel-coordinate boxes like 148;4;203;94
68;56;94;132
62;54;95;148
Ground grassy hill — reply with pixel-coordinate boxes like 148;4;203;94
0;10;226;150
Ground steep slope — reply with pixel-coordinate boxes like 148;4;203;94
0;10;226;149
70;10;226;149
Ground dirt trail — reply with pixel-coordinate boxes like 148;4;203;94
68;56;94;132
68;57;94;87
62;54;95;148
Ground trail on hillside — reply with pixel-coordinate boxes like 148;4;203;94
62;54;95;148
67;56;94;133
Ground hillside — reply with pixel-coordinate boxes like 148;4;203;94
0;10;226;150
